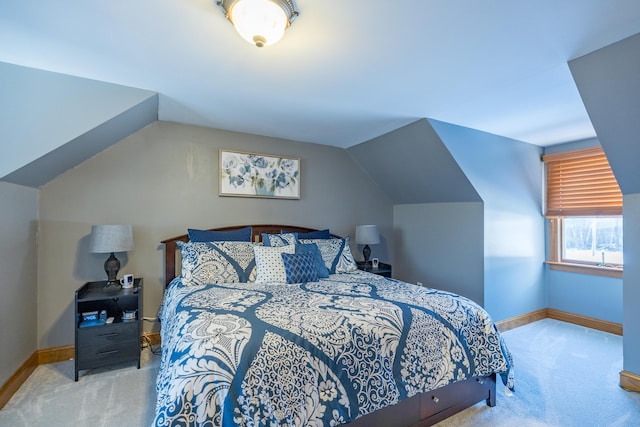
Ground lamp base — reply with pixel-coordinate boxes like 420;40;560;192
103;280;122;291
362;244;371;263
103;252;121;292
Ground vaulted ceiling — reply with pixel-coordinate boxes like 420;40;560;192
2;1;640;186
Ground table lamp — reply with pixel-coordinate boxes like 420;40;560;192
89;224;134;290
355;225;380;263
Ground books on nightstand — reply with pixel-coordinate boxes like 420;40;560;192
79;310;107;328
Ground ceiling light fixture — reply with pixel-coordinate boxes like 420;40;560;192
217;0;298;48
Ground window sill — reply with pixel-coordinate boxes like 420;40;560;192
545;261;623;278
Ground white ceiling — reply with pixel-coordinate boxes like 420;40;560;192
2;0;640;148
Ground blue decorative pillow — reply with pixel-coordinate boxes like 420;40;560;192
295;229;332;239
188;226;252;242
262;232;298;247
281;253;319;284
298;237;358;274
296;243;329;278
178;241;256;285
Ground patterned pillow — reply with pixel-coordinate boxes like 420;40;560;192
262;232;298;247
298;237;358;274
296;243;329;278
187;226;252;242
178;241;256;285
281;253;319;284
253;244;296;283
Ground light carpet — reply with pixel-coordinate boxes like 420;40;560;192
1;319;638;426
436;319;640;427
0;349;160;426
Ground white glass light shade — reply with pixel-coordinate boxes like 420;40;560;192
230;0;288;47
89;225;134;253
218;0;297;47
355;225;381;245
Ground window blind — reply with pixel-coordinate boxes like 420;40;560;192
543;147;622;217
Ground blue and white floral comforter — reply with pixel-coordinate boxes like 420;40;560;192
154;271;513;427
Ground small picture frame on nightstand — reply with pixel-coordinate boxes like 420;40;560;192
371;258;379;269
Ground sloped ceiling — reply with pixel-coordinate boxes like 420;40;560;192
2;97;158;188
3;2;640;190
0;62;158;187
3;0;640;152
569;33;640;195
348;119;481;204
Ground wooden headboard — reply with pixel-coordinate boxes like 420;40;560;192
161;224;338;288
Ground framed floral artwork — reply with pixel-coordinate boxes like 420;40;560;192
219;149;300;199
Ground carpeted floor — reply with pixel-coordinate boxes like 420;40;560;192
1;319;639;426
435;319;640;427
0;348;160;426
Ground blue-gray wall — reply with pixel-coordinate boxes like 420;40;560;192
570;31;640;378
0;182;39;387
430;119;546;321
349;118;546;322
349;120;485;306
623;194;640;375
393;202;484;305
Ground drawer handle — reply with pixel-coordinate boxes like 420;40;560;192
98;349;120;355
98;333;120;338
432;396;439;403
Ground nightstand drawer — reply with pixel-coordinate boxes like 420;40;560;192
77;339;140;369
78;322;138;347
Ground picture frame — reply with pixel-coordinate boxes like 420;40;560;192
219;149;300;199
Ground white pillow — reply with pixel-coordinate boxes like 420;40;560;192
253;244;296;283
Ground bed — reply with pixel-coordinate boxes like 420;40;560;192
155;225;513;427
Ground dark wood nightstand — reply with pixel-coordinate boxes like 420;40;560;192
357;261;392;278
74;278;142;381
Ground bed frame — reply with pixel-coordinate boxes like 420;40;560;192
161;224;497;427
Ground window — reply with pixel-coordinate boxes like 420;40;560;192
562;216;623;266
543;147;623;277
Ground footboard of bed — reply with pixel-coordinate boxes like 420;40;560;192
347;374;496;427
